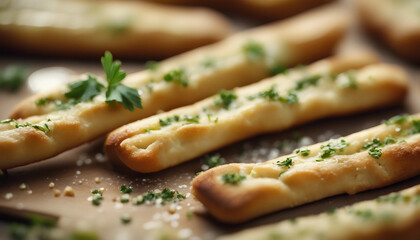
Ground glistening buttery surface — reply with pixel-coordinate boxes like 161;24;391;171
0;1;420;239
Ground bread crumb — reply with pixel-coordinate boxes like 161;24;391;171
95;177;101;184
49;182;55;189
64;186;75;197
54;189;61;197
168;204;177;214
5;193;13;200
19;183;27;190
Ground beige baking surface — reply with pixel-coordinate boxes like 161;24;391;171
0;1;420;239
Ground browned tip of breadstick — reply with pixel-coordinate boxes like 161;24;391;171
104;126;165;173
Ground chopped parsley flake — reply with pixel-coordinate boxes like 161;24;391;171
91;193;103;206
132;188;186;205
222;173;246;185
269;64;288;76
120;184;133;194
276;157;293;168
337;71;358;89
243;40;265;60
1;119;51;133
183;115;200;124
318;139;349;159
214;90;237;109
145;61;159;71
385;115;408;125
362;137;398;159
411;120;420;134
255;86;299;104
294;75;321;91
159;115;180;127
163;69;188;87
201;154;225;169
201;59;215;68
295;149;310;156
368;147;382;159
120;214;131;224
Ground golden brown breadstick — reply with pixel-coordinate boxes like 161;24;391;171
192;114;420;223
0;0;231;59
0;6;347;169
356;0;420;63
218;184;420;240
105;52;407;173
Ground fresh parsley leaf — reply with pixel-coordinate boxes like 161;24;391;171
163;69;188;87
222;173;245;185
101;51;126;86
101;51;142;111
276;158;293;168
214;90;237;109
0;65;29;92
105;84;142;112
243;40;265;60
65;75;104;102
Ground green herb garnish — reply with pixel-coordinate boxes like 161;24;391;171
255;86;299;104
243;40;265;60
222;173;246;185
319;139;349;159
368;147;382;159
269;64;288;76
163;69;188;87
294;75;321;91
0;65;28;92
120;184;133;194
159;115;180;127
201;154;225;169
1;119;51;133
296;149;310;156
102;51;142;111
133;188;186;205
65;75;104;102
338;71;358;89
120;214;131;224
183;115;200;123
276;157;293;168
385;115;408;125
145;61;159;71
214;90;237;109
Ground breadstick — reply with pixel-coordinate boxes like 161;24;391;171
142;0;336;21
218;184;420;240
233;0;336;21
0;6;347;169
191;114;420;223
105;52;406;173
356;0;420;62
0;0;231;59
